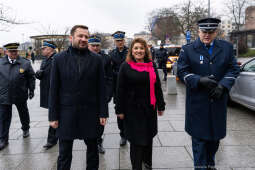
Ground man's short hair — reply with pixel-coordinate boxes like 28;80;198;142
70;25;89;36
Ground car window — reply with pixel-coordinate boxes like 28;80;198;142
243;59;255;72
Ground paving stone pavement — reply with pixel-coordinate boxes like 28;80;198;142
0;60;255;170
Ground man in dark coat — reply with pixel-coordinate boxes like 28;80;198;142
48;25;108;170
88;34;113;154
177;18;240;170
0;43;35;150
109;31;129;146
155;43;168;80
35;41;57;150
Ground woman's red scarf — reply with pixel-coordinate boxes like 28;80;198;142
128;61;156;108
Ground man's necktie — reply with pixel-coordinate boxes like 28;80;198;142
11;59;14;64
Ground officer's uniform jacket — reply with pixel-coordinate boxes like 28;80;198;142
0;56;35;104
36;53;55;108
177;38;240;140
109;46;128;101
98;51;113;103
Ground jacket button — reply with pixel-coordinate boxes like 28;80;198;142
210;62;212;64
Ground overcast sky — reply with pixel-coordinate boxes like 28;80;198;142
0;0;227;46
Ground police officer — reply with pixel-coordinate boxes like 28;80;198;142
109;31;128;146
0;43;35;150
155;43;168;81
88;34;113;154
35;41;57;150
177;18;240;170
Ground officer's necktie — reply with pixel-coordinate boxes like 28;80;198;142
11;59;14;64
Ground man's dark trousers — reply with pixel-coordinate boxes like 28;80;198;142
47;126;57;144
57;138;99;170
192;137;219;170
0;103;30;142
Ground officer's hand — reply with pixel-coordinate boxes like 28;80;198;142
50;121;59;129
35;70;44;79
117;114;124;120
100;118;107;126
209;84;226;100
198;76;218;90
158;110;164;116
29;91;34;99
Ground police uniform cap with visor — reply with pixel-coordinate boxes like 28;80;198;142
197;17;221;33
41;41;56;49
88;35;101;45
112;31;125;40
3;43;20;51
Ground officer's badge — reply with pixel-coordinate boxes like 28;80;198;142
19;68;25;73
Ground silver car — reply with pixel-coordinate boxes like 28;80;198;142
230;57;255;111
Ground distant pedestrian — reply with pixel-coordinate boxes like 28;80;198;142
116;38;165;170
177;18;240;170
35;41;58;150
155;43;168;81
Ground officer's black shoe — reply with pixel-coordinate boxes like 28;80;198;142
120;137;127;146
144;163;152;170
23;130;30;138
43;142;57;150
0;140;8;151
207;167;217;170
98;143;105;154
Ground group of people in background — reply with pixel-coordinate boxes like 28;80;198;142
0;17;240;170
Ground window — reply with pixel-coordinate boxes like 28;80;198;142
243;59;255;72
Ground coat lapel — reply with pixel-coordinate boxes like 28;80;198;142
211;40;223;61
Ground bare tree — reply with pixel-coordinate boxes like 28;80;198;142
147;0;207;43
225;0;252;56
91;32;112;49
42;25;70;52
147;8;181;43
0;3;28;31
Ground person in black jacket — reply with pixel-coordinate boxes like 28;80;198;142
155;43;168;81
0;43;35;150
109;31;129;146
116;38;165;170
35;41;57;150
48;25;108;170
88;34;113;154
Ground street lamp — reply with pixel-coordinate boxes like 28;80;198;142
208;0;210;17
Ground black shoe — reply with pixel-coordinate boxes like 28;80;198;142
0;140;8;151
98;143;105;154
43;142;56;150
144;163;152;170
120;137;127;146
23;130;30;138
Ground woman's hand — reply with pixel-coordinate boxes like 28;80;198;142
117;114;124;120
158;110;164;116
